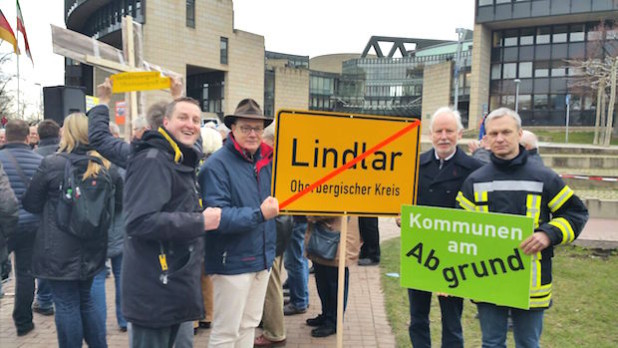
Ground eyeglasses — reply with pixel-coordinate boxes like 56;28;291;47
238;125;264;135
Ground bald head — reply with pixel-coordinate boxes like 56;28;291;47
520;130;538;151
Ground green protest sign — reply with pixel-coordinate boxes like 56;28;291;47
400;205;534;309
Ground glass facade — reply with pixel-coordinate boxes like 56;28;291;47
187;71;225;119
327;48;472;120
490;21;618;126
80;0;144;38
309;72;337;111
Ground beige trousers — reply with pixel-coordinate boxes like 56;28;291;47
208;269;270;348
261;256;285;341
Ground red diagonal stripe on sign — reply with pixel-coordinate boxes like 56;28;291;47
279;119;421;210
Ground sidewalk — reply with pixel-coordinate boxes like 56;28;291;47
0;217;396;348
1;216;615;347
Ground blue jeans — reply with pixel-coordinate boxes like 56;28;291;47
36;278;54;308
283;221;309;310
92;255;127;330
477;303;544;348
408;289;463;348
49;278;107;348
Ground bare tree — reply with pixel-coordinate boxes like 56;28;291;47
0;53;15;119
567;20;618;146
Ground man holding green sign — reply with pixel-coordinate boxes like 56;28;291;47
401;106;483;348
456;108;588;347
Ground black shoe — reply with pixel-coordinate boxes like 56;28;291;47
282;280;289;290
311;325;336;338
306;315;325;327
358;258;379;266
17;323;35;337
32;302;54;316
283;288;290;297
309;266;315;274
283;303;307;316
119;326;128;332
199;321;211;329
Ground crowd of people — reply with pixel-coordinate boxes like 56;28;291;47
0;77;589;348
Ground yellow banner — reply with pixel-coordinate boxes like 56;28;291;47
111;71;171;93
273;110;421;216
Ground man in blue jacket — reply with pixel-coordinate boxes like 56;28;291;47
198;98;280;348
0;120;43;336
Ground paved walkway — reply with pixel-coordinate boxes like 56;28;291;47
0;217;395;348
1;215;615;348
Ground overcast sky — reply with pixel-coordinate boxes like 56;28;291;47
0;0;475;113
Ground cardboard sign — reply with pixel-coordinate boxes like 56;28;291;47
111;71;171;93
85;95;99;112
272;110;421;216
400;205;533;309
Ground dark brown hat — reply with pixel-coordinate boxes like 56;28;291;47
224;98;274;129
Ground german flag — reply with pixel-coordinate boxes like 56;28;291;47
0;9;18;54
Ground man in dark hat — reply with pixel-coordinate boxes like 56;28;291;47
198;98;280;347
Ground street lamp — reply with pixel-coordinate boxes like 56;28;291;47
454;28;466;111
514;79;521;113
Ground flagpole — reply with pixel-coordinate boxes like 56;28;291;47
16;34;19;118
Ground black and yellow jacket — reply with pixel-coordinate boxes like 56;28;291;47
456;146;588;309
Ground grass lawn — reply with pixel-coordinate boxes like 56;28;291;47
379;238;618;347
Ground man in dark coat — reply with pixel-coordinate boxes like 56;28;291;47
405;107;483;348
122;96;221;347
0;120;43;336
31;119;61;316
0;163;18;299
34;119;61;157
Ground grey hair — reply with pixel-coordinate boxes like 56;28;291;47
429;106;463;132
485;107;522;130
133;116;149;130
109;122;120;137
263;123;275;142
200;126;223;156
521;130;538;149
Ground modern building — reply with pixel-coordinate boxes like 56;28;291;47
64;0;265;121
470;0;618;129
305;36;474;126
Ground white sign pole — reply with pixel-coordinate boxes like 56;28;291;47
565;94;570;143
336;215;348;348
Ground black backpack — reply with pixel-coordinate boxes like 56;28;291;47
56;153;115;240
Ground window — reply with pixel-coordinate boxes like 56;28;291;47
491;64;501;80
186;0;195;28
520;28;535;45
479;0;493;6
534;95;549;110
553;26;568;43
570;24;585;42
536;27;551;44
534;61;549;77
220;37;228;65
503;63;517;79
493;32;503;48
519;62;532;78
504;30;519;47
551;61;566;77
